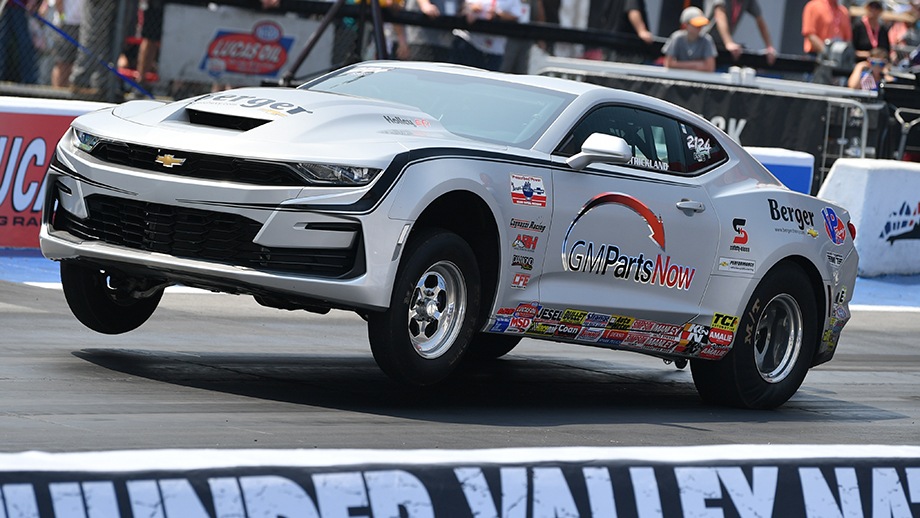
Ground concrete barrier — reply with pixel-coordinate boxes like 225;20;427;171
0;446;917;517
818;158;920;277
0;97;111;248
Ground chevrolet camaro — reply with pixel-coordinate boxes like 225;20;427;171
40;61;858;409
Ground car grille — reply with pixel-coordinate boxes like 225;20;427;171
51;194;359;277
88;142;309;187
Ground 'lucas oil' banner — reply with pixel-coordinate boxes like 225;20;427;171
0;98;110;248
0;446;916;517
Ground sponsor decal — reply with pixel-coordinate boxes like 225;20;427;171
630;320;682;337
510;218;546;233
565;241;696;290
879;201;920;243
620;333;679;352
678;323;709;355
708;328;734;346
700;342;731;360
730;218;750;252
712;313;740;333
562;193;696;291
826;251;844;268
834;286;848;306
526;322;557;336
489;318;510;333
560;309;588;324
598;328;628;345
510;174;547;207
583;312;611;327
554;323;582;339
507;317;532;333
511;254;534;271
576;327;604;342
192;92;309;116
383;115;430;127
496;307;516;316
719;257;756;274
510;273;530;289
512;233;539;252
822;207;846;246
607;316;635;331
200;21;294;78
768;199;817;237
537;307;564;322
514;302;540;319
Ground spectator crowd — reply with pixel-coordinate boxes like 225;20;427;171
0;0;919;100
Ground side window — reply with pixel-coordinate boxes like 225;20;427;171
556;106;687;175
680;122;728;173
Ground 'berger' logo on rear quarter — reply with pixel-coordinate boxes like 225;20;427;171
155;154;186;168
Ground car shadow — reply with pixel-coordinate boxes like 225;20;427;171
72;348;904;426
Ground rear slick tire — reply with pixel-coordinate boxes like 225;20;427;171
691;263;817;409
60;261;164;335
367;229;481;386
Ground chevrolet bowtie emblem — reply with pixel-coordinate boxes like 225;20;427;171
155;154;186;168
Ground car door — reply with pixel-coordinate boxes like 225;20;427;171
539;104;723;328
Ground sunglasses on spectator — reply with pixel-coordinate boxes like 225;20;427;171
870;59;886;67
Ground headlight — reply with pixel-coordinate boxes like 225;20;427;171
73;128;101;153
294;163;381;186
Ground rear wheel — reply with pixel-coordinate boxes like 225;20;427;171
691;263;817;409
367;229;481;385
60;261;165;334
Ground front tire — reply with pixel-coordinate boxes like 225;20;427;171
367;229;481;386
691;263;818;409
60;261;165;334
465;333;522;361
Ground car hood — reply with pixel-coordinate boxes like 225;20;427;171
78;87;495;167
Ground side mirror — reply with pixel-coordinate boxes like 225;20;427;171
566;133;633;170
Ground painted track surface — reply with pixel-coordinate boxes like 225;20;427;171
1;276;919;452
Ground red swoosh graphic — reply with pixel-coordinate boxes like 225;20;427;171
576;193;666;249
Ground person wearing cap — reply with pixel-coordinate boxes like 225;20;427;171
801;0;852;56
852;0;890;60
706;0;777;65
662;6;718;72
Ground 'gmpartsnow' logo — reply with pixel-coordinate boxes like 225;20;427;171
200;21;293;78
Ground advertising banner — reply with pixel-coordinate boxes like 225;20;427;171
0;446;916;517
0;98;109;249
159;4;334;87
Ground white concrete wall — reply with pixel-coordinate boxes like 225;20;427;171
818;158;920;277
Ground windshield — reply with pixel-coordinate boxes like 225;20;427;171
300;65;575;148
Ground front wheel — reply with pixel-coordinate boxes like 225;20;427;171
60;261;165;334
691;263;817;409
367;229;481;386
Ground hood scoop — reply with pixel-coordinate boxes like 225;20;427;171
186;107;271;131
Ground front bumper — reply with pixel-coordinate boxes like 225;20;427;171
40;145;406;311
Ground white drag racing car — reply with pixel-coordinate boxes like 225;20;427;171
41;61;858;409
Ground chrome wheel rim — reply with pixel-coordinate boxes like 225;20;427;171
753;293;803;383
407;261;466;359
